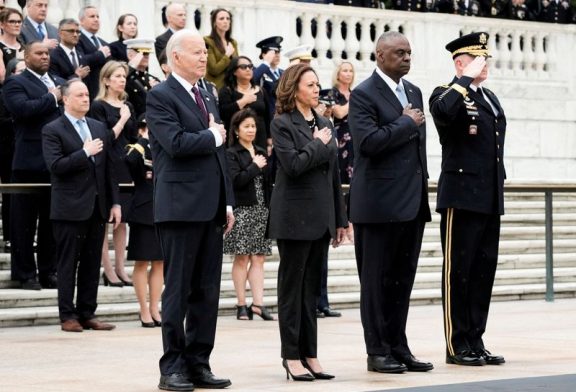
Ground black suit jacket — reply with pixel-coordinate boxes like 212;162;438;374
146;75;234;224
125;137;154;225
48;45;95;81
226;143;271;207
109;40;128;62
42;115;119;221
19;17;58;44
3;70;65;171
154;29;173;62
348;71;431;223
77;33;109;100
268;110;347;240
429;76;507;215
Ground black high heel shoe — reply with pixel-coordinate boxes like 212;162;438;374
152;317;162;327
140;315;155;328
102;272;124;287
118;276;133;287
301;359;335;380
250;304;275;321
236;305;252;320
282;359;314;381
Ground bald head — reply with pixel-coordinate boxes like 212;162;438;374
166;3;187;31
375;31;411;82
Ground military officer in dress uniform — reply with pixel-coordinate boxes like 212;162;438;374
533;0;574;23
253;36;284;119
437;0;482;15
506;0;536;20
124;38;161;118
392;0;438;11
429;32;507;367
480;0;509;17
283;44;314;66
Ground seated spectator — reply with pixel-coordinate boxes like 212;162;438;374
19;0;58;48
124;38;161;118
223;108;274;321
109;13;138;62
0;7;24;83
48;19;90;81
219;56;270;151
125;115;163;328
205;8;238;90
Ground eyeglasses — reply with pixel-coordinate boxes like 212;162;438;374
61;29;81;34
6;20;23;25
236;64;254;70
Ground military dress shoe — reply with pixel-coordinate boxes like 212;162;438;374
394;354;434;372
61;319;83;333
477;349;505;365
158;373;195;391
316;310;325;318
80;318;116;331
39;274;58;289
20;278;41;290
446;350;486;366
318;307;342;317
187;367;231;389
367;354;407;373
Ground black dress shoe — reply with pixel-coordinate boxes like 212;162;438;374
159;373;195;391
477;349;505;365
187;368;231;389
316;310;325;318
394;354;434;372
367;354;407;373
446;350;486;366
39;274;58;289
319;307;342;317
20;278;41;290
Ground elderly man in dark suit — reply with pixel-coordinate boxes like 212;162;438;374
348;31;432;374
76;5;110;100
19;0;58;48
154;2;187;63
429;32;506;367
146;29;234;392
3;41;65;290
48;19;91;81
42;79;120;332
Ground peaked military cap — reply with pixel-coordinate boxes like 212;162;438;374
284;45;313;61
124;38;155;54
445;32;491;59
256;36;283;52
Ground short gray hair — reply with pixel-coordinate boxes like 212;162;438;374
78;5;97;21
165;29;201;69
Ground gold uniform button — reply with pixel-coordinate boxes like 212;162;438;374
495;119;498;123
496;131;499;136
497;145;500;149
497;158;500;162
458;169;463;173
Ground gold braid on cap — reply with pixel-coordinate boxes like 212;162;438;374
452;45;489;57
126;143;145;157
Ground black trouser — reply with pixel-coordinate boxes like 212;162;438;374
157;221;224;375
317;252;330;311
52;209;106;321
440;208;500;356
10;170;56;282
277;234;330;359
0;141;13;242
354;217;426;357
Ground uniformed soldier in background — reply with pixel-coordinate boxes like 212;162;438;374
437;0;482;16
506;0;536;20
429;32;507;367
532;0;574;23
124;38;161;118
253;36;284;120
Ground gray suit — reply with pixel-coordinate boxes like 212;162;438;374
20;17;58;44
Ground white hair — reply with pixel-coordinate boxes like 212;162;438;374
166;29;202;69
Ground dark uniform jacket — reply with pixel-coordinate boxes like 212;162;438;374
226;144;271;207
127;67;161;118
437;0;482;15
535;0;574;23
125;137;154;225
429;75;506;216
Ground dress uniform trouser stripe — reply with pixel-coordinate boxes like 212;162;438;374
444;208;455;356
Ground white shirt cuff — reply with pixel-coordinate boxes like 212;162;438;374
226;205;233;213
209;127;223;147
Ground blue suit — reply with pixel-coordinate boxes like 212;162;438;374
253;63;283;118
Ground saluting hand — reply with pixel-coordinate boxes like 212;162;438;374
462;56;487;79
84;138;103;156
313;126;332;145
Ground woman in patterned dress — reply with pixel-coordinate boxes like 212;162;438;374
224;108;274;321
331;61;355;185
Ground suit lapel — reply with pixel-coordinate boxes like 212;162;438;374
167;76;209;128
22;69;48;91
403;80;421;109
483;88;504;116
373;72;403;114
290;111;313;141
467;87;492;114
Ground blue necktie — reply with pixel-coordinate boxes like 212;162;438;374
396;84;409;108
37;24;45;40
77;119;91;142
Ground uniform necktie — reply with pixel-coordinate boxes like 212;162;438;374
191;86;209;123
395;84;409;108
70;51;78;69
37;24;45;39
91;35;100;48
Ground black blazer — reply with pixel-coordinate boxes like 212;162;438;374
146;75;234;224
429;76;507;215
226;144;271;207
268;110;347;240
125;137;154;225
348;71;431;224
154;29;173;62
42;115;119;221
2;70;66;171
77;33;109;100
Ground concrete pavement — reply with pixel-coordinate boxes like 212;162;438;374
0;299;575;392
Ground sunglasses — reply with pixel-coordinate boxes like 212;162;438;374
61;29;81;34
236;64;254;70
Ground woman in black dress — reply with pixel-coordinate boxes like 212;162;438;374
223;109;273;321
90;61;137;287
0;7;24;84
125;115;163;327
109;13;138;62
218;55;270;151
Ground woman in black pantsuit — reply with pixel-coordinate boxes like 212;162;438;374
268;63;348;381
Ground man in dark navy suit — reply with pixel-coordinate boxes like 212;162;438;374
349;31;432;374
76;6;110;100
154;2;187;63
42;79;120;333
19;0;58;48
147;30;234;391
49;19;91;81
429;32;507;367
3;41;65;290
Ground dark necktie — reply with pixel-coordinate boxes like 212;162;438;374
191;86;209;123
37;24;45;40
91;35;100;48
70;51;78;69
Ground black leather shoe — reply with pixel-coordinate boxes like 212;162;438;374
158;373;195;391
39;274;58;289
367;354;407;373
316;310;325;318
394;354;434;372
446;350;486;366
20;278;41;290
187;368;231;389
477;349;505;365
319;307;342;317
